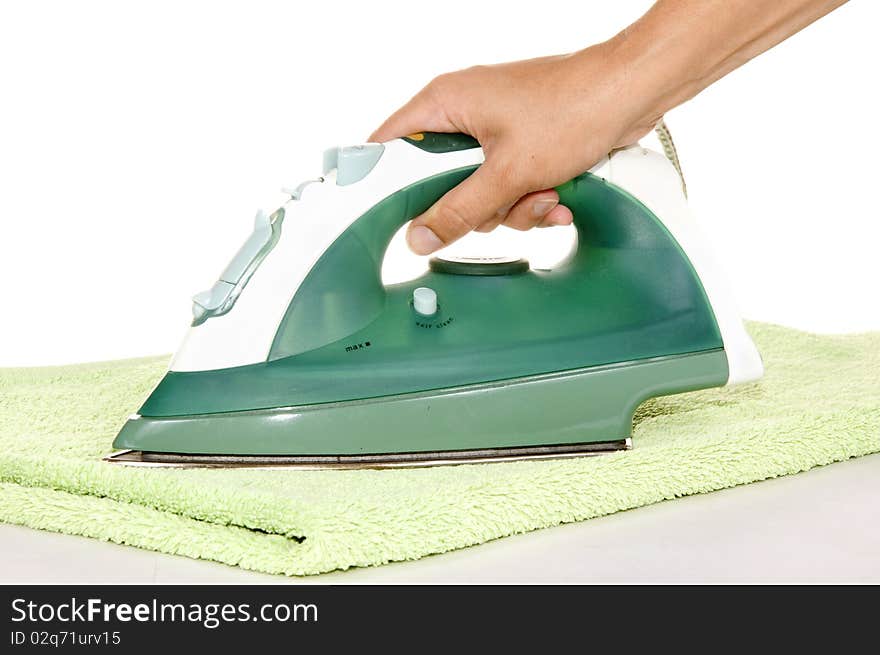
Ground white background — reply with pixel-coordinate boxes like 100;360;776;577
1;0;877;366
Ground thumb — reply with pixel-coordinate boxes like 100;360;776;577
406;159;524;255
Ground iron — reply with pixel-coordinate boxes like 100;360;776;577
106;132;763;468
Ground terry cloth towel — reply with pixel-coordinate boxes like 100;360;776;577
0;323;878;576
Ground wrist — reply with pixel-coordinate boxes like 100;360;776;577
563;40;675;144
582;17;720;132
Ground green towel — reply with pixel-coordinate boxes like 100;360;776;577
0;323;877;576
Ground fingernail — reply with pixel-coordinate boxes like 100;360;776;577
407;225;444;255
496;202;514;217
533;198;558;218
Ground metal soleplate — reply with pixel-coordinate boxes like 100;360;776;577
103;439;631;470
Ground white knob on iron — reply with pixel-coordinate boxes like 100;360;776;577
413;287;438;316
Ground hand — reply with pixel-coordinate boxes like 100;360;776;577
370;0;848;255
369;44;661;255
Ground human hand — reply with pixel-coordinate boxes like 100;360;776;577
371;0;849;255
369;45;662;255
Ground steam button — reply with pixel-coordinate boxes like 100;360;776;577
324;143;385;186
413;287;438;316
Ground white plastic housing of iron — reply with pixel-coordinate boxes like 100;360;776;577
170;138;763;387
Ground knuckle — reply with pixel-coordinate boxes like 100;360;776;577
490;157;532;197
464;64;489;76
505;215;534;231
426;72;455;96
419;79;455;114
434;201;478;236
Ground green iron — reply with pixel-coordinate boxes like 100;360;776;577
106;132;763;468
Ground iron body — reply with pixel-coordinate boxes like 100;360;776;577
108;133;763;468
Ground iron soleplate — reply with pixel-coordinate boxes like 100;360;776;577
103;438;631;470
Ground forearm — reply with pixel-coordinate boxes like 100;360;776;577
594;0;848;129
